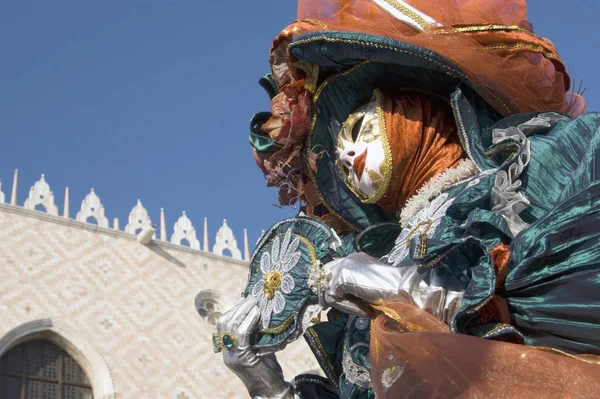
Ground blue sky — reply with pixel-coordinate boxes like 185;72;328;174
0;0;598;249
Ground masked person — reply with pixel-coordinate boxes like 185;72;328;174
216;1;600;397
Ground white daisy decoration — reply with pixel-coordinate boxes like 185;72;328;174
251;227;301;329
388;193;455;265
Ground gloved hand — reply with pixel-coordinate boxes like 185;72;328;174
322;252;463;322
321;252;404;316
215;296;297;399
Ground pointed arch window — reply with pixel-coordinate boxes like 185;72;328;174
0;339;93;398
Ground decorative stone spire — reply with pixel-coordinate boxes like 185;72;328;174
113;218;120;230
0;181;5;204
160;208;167;241
213;219;242;260
10;169;18;206
203;217;209;252
63;187;70;218
23;174;59;215
171;211;200;250
76;189;109;227
243;229;250;261
124;199;153;236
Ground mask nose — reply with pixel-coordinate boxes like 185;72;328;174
339;148;358;169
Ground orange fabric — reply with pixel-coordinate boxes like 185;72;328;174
491;242;510;288
479;295;512;326
479;243;512;324
369;301;600;398
296;0;585;117
376;93;464;212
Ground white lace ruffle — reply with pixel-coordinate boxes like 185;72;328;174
490;112;568;237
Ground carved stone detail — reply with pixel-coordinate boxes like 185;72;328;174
213;219;242;260
0;181;4;204
171;212;200;250
194;289;224;326
23;174;59;215
76;189;109;228
124;199;155;237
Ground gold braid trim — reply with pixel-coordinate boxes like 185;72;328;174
258;312;296;334
306;327;337;376
296;19;328;29
297;235;318;263
535;346;600;365
484;42;558;59
432;25;559;59
367;89;393;204
433;24;536;36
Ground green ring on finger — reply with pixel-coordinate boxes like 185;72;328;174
219;332;236;350
212;333;222;353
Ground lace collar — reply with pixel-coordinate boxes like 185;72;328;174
399;158;478;226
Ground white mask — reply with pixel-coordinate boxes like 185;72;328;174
336;91;391;203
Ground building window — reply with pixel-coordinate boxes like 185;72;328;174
195;290;223;326
197;300;222;325
0;340;93;399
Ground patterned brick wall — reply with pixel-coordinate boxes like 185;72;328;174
0;205;319;398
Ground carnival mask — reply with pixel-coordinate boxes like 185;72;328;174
336;91;392;203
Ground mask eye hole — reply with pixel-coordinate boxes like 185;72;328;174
351;116;364;142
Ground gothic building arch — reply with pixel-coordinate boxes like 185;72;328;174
0;319;115;399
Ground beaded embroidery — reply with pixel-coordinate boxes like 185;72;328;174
251;227;300;329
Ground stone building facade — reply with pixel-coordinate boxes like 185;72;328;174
0;172;319;398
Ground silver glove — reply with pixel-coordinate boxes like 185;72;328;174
324;252;463;323
215;296;297;399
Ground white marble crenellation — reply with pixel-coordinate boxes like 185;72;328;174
75;189;109;228
23;174;59;216
1;170;250;259
213;219;242;260
124;199;155;238
171;211;201;250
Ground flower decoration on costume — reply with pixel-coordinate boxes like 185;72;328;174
388;193;455;265
243;217;341;353
307;260;331;294
251;228;300;329
251;21;324;209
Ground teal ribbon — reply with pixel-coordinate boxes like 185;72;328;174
249;112;283;154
